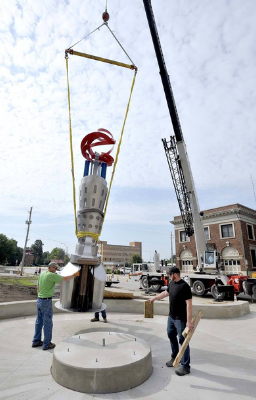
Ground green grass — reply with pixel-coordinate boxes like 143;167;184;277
0;276;37;287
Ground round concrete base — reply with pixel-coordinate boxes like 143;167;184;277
51;332;152;394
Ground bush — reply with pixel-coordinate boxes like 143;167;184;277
106;268;112;274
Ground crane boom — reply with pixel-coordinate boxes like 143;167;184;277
143;0;183;143
143;0;209;270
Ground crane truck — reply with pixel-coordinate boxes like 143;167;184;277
142;0;256;300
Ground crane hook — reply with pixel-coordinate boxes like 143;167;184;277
102;10;110;22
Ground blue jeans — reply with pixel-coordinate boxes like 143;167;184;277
167;316;190;371
95;309;106;319
32;298;53;349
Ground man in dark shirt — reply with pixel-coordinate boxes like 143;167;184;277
148;266;194;376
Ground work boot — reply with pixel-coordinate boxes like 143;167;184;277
175;366;190;376
166;358;175;367
103;318;108;323
91;317;100;322
43;342;56;351
32;340;43;348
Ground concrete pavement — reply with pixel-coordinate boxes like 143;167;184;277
0;306;256;398
0;274;256;399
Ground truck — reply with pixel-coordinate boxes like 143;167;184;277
142;0;256;300
105;274;120;288
130;263;157;276
140;269;256;301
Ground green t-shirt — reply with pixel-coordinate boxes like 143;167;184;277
38;270;63;298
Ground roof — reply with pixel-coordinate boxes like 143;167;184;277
171;203;256;225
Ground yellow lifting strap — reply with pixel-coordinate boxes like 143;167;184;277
65;55;137;242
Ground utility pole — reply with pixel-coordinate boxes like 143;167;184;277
20;207;33;276
170;232;174;268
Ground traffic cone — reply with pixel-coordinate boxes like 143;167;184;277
117;276;119;281
126;277;129;282
234;293;237;301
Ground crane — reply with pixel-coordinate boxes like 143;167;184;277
142;0;218;271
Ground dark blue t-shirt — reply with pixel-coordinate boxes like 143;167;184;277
167;279;192;321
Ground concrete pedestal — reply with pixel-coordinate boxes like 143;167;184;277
51;332;152;393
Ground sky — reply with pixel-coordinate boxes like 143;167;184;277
0;0;256;262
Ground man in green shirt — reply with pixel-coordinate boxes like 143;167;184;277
32;262;77;350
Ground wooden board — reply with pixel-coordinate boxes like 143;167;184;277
77;258;99;266
173;310;203;368
144;301;154;318
103;291;133;299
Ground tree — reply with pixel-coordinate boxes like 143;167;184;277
50;247;65;261
131;254;143;264
42;251;51;265
31;240;44;265
0;234;20;265
7;240;20;265
15;247;23;265
64;255;70;265
0;234;9;264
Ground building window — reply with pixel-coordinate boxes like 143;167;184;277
220;223;234;238
251;249;256;268
224;260;240;266
204;226;210;240
179;230;190;243
182;260;193;265
247;224;255;240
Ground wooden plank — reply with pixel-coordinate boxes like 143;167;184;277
103;291;133;299
144;301;154;318
77;258;99;266
173;310;203;368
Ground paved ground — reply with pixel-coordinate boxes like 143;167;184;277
0;308;256;400
1;274;256;399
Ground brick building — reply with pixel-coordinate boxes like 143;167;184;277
98;241;142;268
171;204;256;275
24;249;34;266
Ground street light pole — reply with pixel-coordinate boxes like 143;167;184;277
61;243;68;256
20;207;33;276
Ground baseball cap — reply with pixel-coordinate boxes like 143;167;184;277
48;262;60;270
169;266;180;275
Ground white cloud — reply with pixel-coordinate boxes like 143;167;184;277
0;0;256;258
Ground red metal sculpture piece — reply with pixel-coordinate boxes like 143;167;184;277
81;128;115;166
